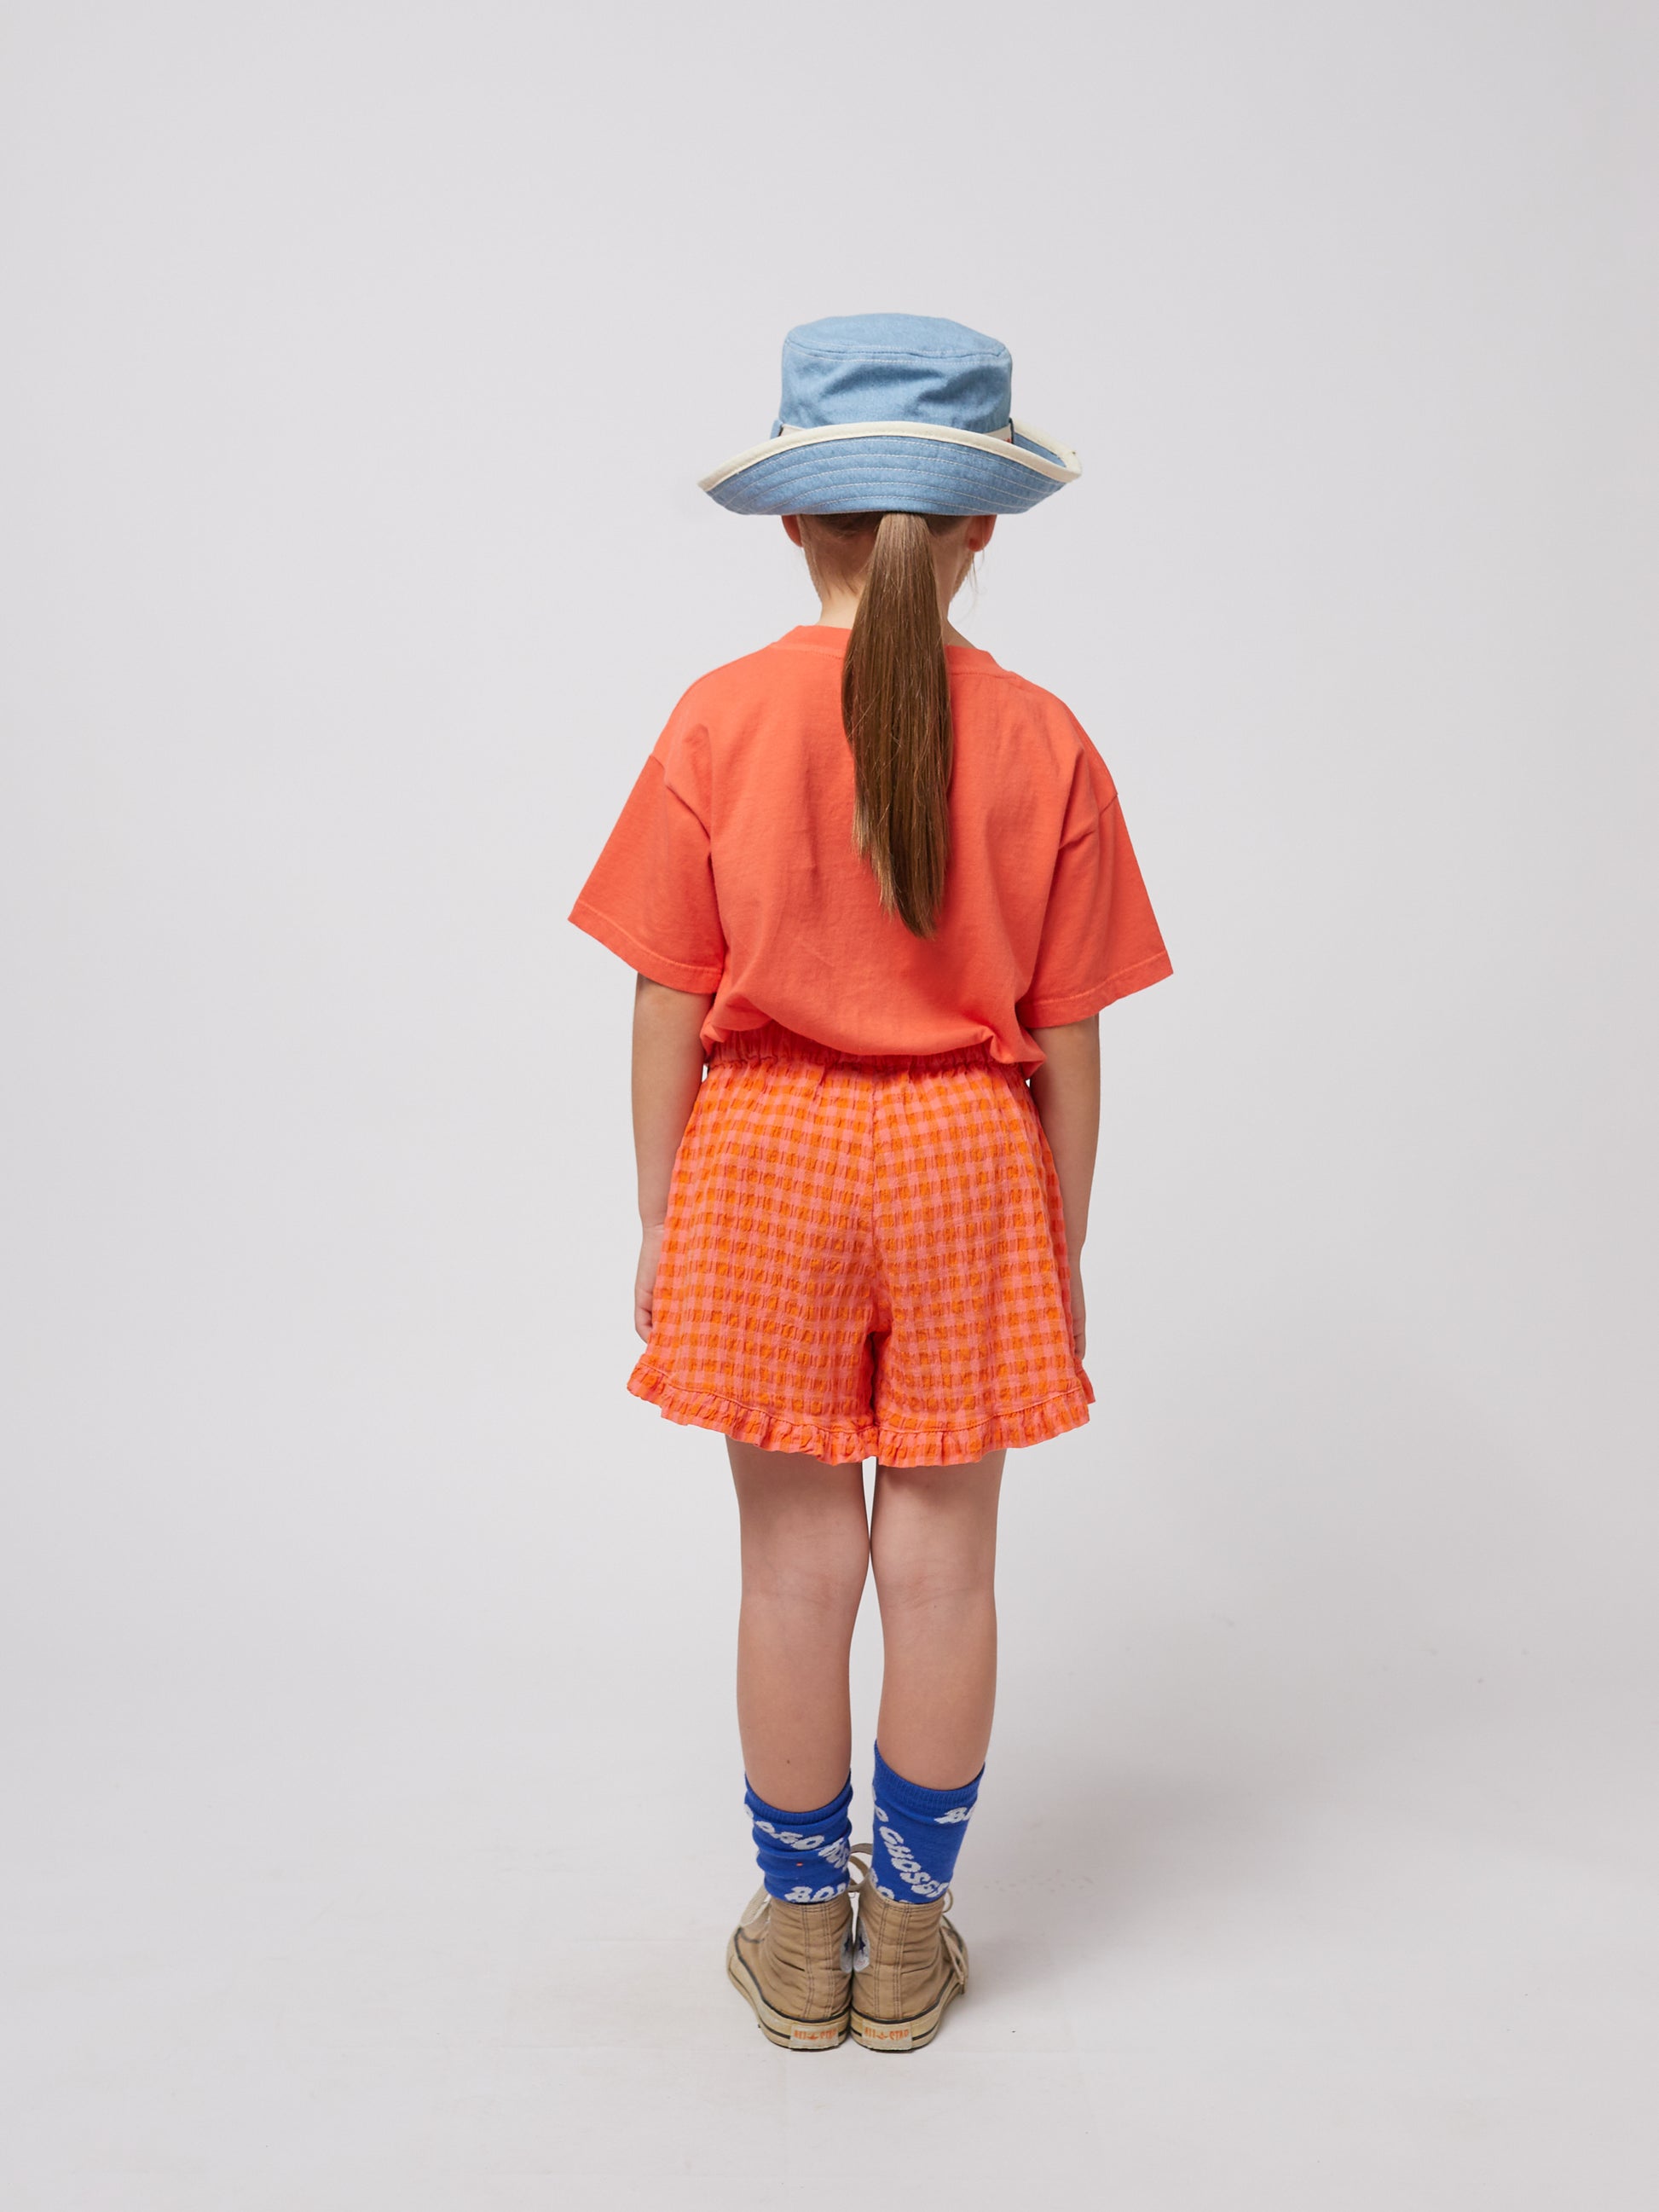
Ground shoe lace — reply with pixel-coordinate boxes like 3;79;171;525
847;1844;871;1970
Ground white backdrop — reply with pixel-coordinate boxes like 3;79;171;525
3;3;1655;2204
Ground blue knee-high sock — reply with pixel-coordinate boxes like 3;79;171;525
743;1775;853;1902
868;1742;981;1902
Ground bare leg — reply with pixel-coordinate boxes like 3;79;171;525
728;1439;870;1810
869;1453;1005;1787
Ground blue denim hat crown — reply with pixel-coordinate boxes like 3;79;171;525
772;315;1014;439
699;312;1079;518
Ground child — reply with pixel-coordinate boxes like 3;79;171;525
570;314;1172;2052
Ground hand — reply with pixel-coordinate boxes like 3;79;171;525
1069;1262;1087;1361
634;1222;666;1343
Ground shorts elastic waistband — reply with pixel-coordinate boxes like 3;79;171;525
708;1020;1003;1076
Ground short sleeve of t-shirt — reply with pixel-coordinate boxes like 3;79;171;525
569;709;725;993
1017;736;1173;1028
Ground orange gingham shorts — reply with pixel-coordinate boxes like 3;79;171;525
628;1022;1094;1467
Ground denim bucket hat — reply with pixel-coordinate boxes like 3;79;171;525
698;313;1079;517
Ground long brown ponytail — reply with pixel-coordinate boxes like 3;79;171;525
835;512;954;938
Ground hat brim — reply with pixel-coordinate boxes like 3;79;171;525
698;420;1078;516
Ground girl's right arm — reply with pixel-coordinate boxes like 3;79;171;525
632;974;715;1341
1026;1013;1101;1358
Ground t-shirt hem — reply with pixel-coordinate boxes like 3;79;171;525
568;897;724;993
1020;949;1174;1028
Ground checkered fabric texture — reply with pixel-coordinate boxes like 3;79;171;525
629;1023;1094;1467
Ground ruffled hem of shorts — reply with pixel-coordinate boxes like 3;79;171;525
628;1363;1095;1468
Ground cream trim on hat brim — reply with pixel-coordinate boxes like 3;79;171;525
697;416;1080;495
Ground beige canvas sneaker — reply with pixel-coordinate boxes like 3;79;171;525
725;1885;854;2050
848;1854;968;2052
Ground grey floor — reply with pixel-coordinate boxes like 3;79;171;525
6;1653;1653;2210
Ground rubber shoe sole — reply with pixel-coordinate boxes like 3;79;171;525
725;1931;849;2051
849;1985;959;2053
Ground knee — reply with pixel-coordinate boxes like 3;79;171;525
870;1549;994;1619
743;1524;870;1618
870;1501;995;1618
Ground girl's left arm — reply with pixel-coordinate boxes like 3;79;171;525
1026;1011;1101;1359
631;974;716;1341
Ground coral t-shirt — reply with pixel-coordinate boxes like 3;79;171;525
569;626;1172;1068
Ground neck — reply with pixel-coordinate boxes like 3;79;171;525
813;584;974;648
